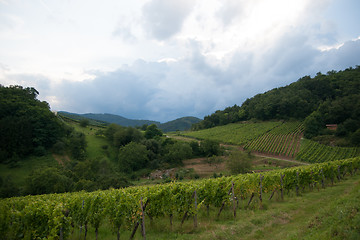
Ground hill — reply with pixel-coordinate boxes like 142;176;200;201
58;111;160;127
192;66;360;146
158;116;201;132
58;111;201;132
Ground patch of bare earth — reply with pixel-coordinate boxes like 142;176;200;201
183;158;227;177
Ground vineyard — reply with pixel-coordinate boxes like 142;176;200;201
244;122;304;158
182;121;282;145
296;139;360;163
1;157;359;240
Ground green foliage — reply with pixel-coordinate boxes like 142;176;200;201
159;116;201;132
68;131;87;160
164;141;193;165
190;141;202;157
105;124;144;148
2;157;359;239
0;176;20;198
192;67;360;144
244;122;304;157
59;111;160;127
118;142;149;172
24;167;73;195
145;124;163;139
296;139;360;163
351;129;360;146
0;85;65;162
226;151;252;174
79;119;90;127
200;139;222;157
185;121;282;145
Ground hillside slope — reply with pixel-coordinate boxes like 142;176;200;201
158;116;201;132
59;111;201;132
193;66;360;145
58;111;160;127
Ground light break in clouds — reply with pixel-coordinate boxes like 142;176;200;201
0;0;360;122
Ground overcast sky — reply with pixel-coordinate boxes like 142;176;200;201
1;0;360;122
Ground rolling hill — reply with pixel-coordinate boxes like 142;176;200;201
58;111;201;132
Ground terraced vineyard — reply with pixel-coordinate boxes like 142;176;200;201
244;122;304;158
296;139;360;163
182;121;282;145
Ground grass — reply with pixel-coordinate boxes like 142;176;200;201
67;121;118;161
68;173;360;240
0;122;114;188
0;154;57;186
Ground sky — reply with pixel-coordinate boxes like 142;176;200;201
1;0;360;122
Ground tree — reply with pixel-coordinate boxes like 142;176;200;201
24;167;73;195
0;85;65;161
226;151;252;174
304;111;324;139
80;119;90;127
164;142;192;165
200;139;222;157
118;142;149;172
144;124;163;139
68;131;87;160
351;129;360;146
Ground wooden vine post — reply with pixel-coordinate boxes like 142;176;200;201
337;166;341;181
280;174;285;200
194;190;198;228
217;184;234;218
140;197;146;240
80;200;84;236
321;168;325;189
296;171;299;196
130;199;149;240
259;175;264;203
232;182;236;218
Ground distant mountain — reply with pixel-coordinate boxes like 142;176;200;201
58;112;160;127
58;111;201;131
158;116;201;132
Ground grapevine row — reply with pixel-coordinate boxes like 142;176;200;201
296;139;360;163
1;157;360;239
243;122;304;157
183;121;282;145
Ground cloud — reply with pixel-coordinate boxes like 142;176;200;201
2;37;360;123
2;0;360;123
141;0;195;40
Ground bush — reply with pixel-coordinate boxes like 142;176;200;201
79;119;89;127
52;140;66;154
118;142;149;172
24;167;73;195
200;139;222;157
226;151;252;174
34;146;46;156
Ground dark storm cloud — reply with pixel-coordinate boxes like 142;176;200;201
25;37;360;123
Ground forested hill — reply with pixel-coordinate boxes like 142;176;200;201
192;66;360;145
59;112;201;132
58;112;160;127
159;116;201;132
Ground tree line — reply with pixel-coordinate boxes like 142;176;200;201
192;66;360;146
